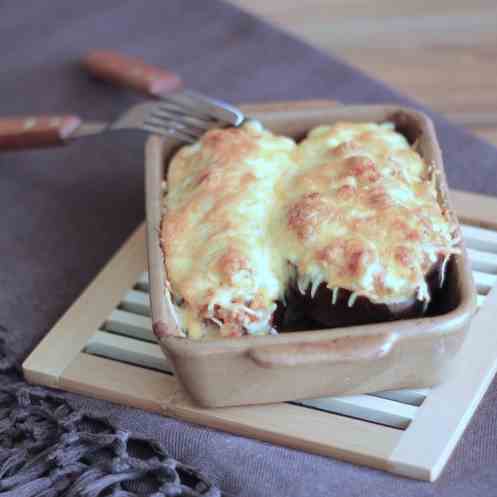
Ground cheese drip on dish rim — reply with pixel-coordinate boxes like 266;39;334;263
161;120;459;339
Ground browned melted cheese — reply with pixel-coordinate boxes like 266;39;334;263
162;121;459;339
162;122;296;338
281;122;459;307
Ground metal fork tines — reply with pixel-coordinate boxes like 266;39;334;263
142;91;245;142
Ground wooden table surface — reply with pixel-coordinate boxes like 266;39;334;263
231;0;497;146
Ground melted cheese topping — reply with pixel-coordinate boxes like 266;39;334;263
162;121;295;338
162;121;459;339
282;122;459;305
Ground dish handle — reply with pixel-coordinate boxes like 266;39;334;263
247;332;398;368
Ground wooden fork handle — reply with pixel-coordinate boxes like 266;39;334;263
0;115;81;151
83;50;183;97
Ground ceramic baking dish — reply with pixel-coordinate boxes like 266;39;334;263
145;103;477;408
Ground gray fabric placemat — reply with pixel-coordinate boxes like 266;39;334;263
1;1;496;495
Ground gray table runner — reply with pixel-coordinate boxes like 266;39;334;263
1;1;497;495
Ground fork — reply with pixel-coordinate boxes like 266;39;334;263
82;50;246;136
0;60;244;151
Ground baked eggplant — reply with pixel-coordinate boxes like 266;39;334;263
285;262;445;330
161;118;459;339
277;120;459;332
160;121;296;338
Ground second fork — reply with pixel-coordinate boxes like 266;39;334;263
0;55;245;151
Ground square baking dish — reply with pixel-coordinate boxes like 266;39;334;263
145;103;477;408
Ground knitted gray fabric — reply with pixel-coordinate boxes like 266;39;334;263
0;329;220;497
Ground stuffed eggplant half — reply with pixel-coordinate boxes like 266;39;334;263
160;119;460;339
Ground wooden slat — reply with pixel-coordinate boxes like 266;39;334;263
388;284;497;480
461;224;497;252
135;271;149;291
61;353;403;470
467;248;497;274
86;331;169;372
62;352;173;413
121;289;151;316
473;271;497;294
22;223;147;387
105;309;154;342
372;389;429;407
297;395;417;429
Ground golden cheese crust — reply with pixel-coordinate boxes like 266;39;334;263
282;122;459;306
162;121;295;338
162;121;458;339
